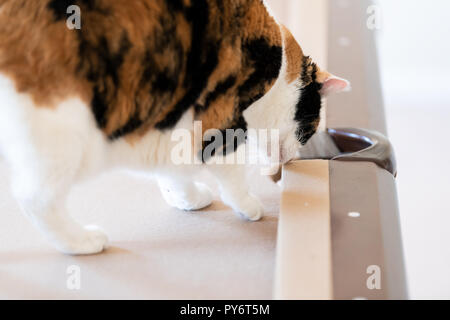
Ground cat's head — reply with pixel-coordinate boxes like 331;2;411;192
278;57;350;163
245;25;350;165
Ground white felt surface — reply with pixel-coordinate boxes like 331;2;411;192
0;161;280;299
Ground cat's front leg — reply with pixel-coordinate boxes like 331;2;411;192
207;161;264;221
11;162;108;255
156;168;213;211
2;94;109;255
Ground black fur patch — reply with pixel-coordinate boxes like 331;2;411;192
156;0;220;130
195;75;237;113
166;0;186;12
109;113;143;140
138;11;184;116
81;32;132;131
201;115;248;162
73;1;185;139
238;38;282;112
200;38;282;160
295;58;323;145
49;0;281;143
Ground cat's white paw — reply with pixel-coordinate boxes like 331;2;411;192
161;182;213;211
233;194;264;221
58;225;108;255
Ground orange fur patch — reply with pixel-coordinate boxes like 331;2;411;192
281;25;304;84
0;0;284;140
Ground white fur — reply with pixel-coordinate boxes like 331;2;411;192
0;26;305;254
244;30;303;164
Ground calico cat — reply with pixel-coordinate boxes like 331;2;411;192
0;0;349;254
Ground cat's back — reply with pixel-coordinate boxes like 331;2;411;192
0;0;282;140
0;0;174;100
0;0;192;136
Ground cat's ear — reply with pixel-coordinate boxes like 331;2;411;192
316;70;351;97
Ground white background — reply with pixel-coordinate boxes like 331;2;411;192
377;0;450;299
